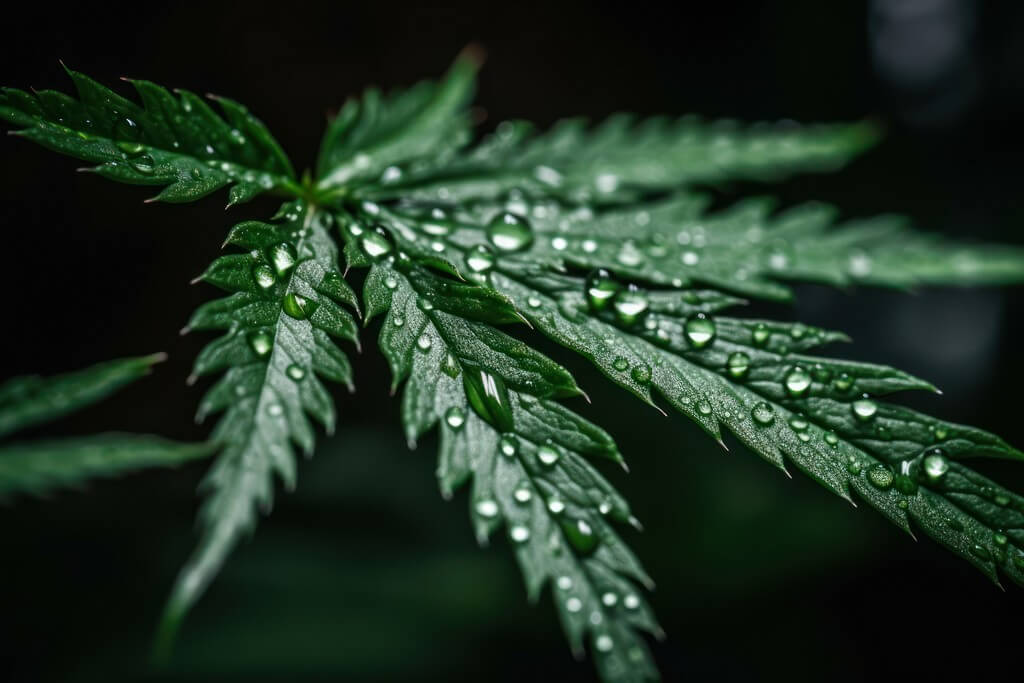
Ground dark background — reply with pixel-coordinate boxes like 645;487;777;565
2;1;1023;681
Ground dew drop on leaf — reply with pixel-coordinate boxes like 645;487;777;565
286;364;305;381
970;544;992;562
834;373;854;392
509;525;531;543
726;352;750;379
513;487;532;503
421;207;451;236
566;597;583;612
684;313;716;348
475;499;499;518
282;292;315;320
595;635;614;653
248;330;272;358
487;211;533;251
463;364;514;432
586;269;621;311
612;357;629;372
784;366;812;397
444;406;466;429
852;396;878;421
360;227;393;260
601;592;618;607
751;402;775;425
612;284;649;325
752;323;770;346
416;334;432;351
561;517;598;553
630;363;652;385
252;264;276;289
696;400;713;416
269;242;297;275
538;441;561;466
466;244;496;273
867;464;894;489
547;498;565;514
499;435;517;457
441;352;461;378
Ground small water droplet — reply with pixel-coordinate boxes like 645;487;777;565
392;315;405;327
266;403;283;416
566;597;583;613
586;269;621;311
752;323;770;346
789;416;808;431
509;525;531;543
595;635;614;653
527;296;542;308
784;367;812;397
612;357;629;372
499;435;517;457
463;365;514;432
416;333;432;351
286;364;306;381
684;313;716;348
970;544;992;562
751;402;775;425
867;464;894;489
466;244;496;273
727;352;750;379
557;575;573;590
612;284;649;325
538;441;561;466
852;396;878;421
623;594;640;610
445;406;466;429
384;276;398;290
630;363;652;385
252;264;276;289
601;592;618;607
487;212;533;251
547;498;565;514
696;400;713;416
834;373;854;392
441;353;461;378
360;227;393;260
824;431;839;447
282;292;314;320
269;243;297;275
248;330;273;357
921;448;949;481
421;207;451;235
514;487;532;503
475;499;499;518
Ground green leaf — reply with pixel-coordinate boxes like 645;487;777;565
0;353;166;440
0;434;213;502
316;50;480;191
350;116;878;205
0;66;298;204
363;259;659;682
159;200;359;651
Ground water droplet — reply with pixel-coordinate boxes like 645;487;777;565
392;315;404;328
784;367;812;397
514;487;532;503
384;276;398;290
752;323;770;346
441;353;461;378
421;207;451;235
547;498;566;514
286;364;306;381
727;352;750;379
487;212;533;251
595;635;614;653
846;459;862;475
266;403;283;416
566;597;583;613
466;244;496;273
852;396;878;421
229;128;246;146
475;499;499;518
416;333;432;351
613;284;649;325
117;141;145;155
499;435;517;457
970;544;992;562
623;594;640;610
463;364;514;432
867;464;894;489
834;373;854;392
993;532;1008;547
360;227;393;260
561;517;598;553
751;402;775;425
789;416;808;431
269;243;297;275
445;406;466;429
811;363;832;383
612;357;629;372
527;296;541;308
509;525;530;543
933;426;949;441
582;239;598;253
116;117;140;140
252;264;276;289
696;400;713;416
586;269;621;311
681;250;700;266
630;363;652;385
417;297;434;311
248;330;272;357
684;313;716;348
538;441;561;466
824;431;839;446
601;592;618;607
550;236;568;251
282;292;315;320
921;448;949;481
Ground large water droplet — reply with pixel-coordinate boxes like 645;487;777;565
752;323;770;346
360;227;393;260
601;592;618;607
487;212;533;251
751;402;775;425
509;525;531;543
416;333;432;351
852;396;878;421
630;363;652;385
421;207;451;236
269;243;297;275
867;464;894;489
445;406;466;429
513;487;532;504
586;269;621;311
612;357;629;372
727;352;750;378
784;366;812;397
475;499;499;518
466;244;496;273
612;284;649;325
595;635;614;653
248;330;273;357
538;441;561;466
253;264;276;289
282;292;315;320
561;517;598;554
547;498;566;514
684;313;716;348
921;448;949;481
462;364;514;432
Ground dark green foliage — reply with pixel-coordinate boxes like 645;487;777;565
4;55;1024;683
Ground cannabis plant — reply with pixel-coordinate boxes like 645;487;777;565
3;51;1024;682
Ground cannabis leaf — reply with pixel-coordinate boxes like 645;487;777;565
0;354;213;501
0;66;298;205
160;200;360;651
362;260;660;681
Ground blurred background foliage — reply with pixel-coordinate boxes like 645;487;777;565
1;1;1023;681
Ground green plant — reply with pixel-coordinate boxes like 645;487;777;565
3;51;1024;682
